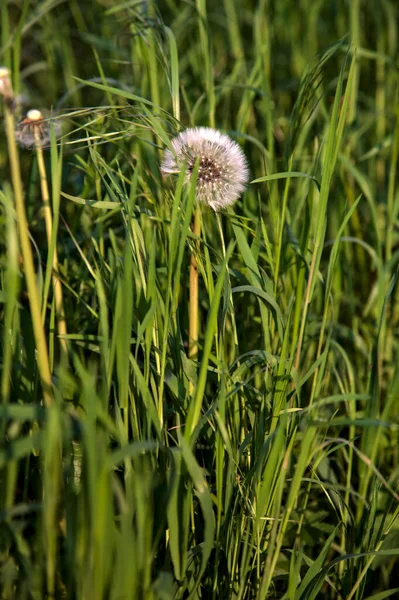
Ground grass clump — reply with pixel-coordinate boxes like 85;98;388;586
1;1;399;599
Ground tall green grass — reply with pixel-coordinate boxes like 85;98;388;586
1;1;399;598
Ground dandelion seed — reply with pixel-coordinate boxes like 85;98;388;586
161;127;249;211
15;109;60;148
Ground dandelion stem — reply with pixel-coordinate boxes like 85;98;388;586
35;129;68;363
3;100;53;406
189;207;201;380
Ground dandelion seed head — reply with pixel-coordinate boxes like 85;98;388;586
0;67;14;106
15;109;61;149
161;127;249;210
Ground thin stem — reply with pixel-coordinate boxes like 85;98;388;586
3;104;53;407
35;132;68;363
386;92;399;264
274;154;293;291
189;207;201;376
1;193;18;405
294;241;318;374
216;212;247;449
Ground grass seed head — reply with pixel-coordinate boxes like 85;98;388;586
161;127;249;210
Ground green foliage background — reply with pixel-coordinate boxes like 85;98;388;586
1;0;399;598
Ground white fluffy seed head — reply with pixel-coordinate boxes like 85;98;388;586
0;66;13;104
161;127;249;211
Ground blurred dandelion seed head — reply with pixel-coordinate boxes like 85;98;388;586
161;127;249;211
15;109;61;149
0;66;14;106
